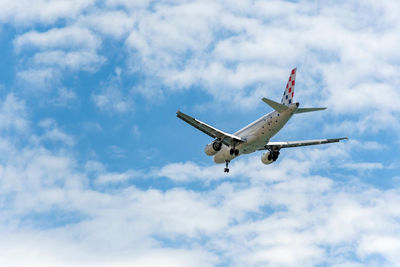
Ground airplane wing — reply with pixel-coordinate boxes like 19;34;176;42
259;137;348;150
176;111;246;146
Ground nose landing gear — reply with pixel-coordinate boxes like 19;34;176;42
224;160;230;173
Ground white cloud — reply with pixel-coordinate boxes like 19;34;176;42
95;170;140;185
343;162;384;171
33;50;106;72
14;26;101;52
0;94;28;133
14;26;105;88
17;68;57;91
1;128;400;266
157;161;223;182
119;0;400;133
92;87;132;113
54;88;78;107
92;75;133;113
78;10;135;39
7;0;399;133
0;0;95;25
358;235;400;263
39;118;75;146
104;0;150;9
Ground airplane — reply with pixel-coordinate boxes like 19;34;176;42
176;68;348;173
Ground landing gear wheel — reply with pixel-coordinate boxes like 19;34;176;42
230;148;239;156
272;151;280;161
224;160;230;173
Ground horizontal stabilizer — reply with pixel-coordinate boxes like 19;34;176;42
295;107;327;114
262;97;288;112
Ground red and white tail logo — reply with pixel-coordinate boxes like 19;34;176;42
281;68;296;106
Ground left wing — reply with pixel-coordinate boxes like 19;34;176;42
176;111;246;146
259;137;348;150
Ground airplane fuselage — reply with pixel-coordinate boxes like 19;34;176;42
213;103;299;163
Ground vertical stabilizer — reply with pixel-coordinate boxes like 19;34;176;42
281;68;296;106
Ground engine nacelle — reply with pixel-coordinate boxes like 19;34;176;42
205;141;222;156
261;152;274;165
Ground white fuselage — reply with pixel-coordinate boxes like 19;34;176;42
213;103;299;163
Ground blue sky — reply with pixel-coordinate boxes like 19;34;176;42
1;0;400;266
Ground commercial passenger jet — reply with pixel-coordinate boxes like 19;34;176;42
177;68;347;172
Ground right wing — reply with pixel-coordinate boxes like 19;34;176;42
176;111;245;146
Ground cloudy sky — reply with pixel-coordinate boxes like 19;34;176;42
1;0;400;266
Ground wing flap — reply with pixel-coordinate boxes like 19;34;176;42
176;111;245;145
260;137;348;150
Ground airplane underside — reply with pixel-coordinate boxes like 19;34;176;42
176;68;348;173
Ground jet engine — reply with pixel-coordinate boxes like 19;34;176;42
205;141;222;156
261;151;280;165
261;152;274;165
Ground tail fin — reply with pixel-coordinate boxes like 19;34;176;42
281;68;296;106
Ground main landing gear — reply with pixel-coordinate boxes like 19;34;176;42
229;148;239;156
264;145;280;162
224;160;230;173
229;141;239;156
268;151;280;161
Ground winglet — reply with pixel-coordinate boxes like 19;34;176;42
262;97;288;112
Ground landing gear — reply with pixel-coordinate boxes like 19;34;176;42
272;151;280;161
268;151;280;161
229;148;239;156
224;160;230;173
266;147;280;162
229;140;239;156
